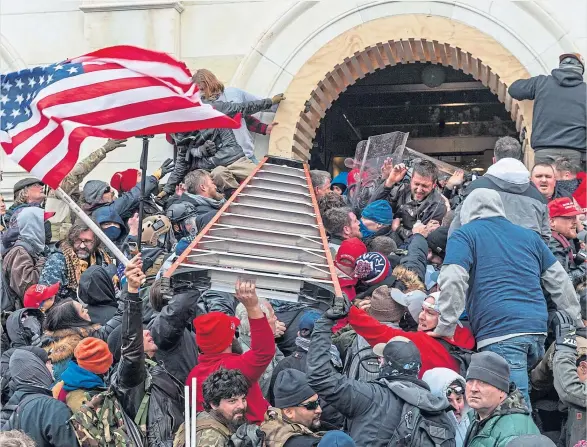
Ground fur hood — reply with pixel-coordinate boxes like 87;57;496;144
42;325;100;364
392;265;425;293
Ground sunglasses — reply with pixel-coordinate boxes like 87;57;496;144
297;400;320;411
446;385;464;397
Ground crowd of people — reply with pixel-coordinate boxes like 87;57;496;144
0;55;585;447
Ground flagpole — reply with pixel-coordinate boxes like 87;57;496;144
55;187;129;267
136;135;153;253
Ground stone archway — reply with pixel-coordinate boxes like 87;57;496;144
292;38;524;161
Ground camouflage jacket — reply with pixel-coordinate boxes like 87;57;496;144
196;411;232;447
260;408;321;447
464;387;540;447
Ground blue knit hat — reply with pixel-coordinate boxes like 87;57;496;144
319;431;356;447
361;200;393;225
298;310;321;334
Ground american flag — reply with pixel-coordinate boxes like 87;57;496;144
0;46;240;189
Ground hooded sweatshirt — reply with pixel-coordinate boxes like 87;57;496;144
422;367;470;447
16;207;46;256
450;158;550;243
509;68;586;152
93;205;128;245
2;350;78;446
78;266;118;325
437;189;581;346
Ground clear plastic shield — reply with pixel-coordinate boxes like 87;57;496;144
346;131;409;214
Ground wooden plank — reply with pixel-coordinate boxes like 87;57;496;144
435;40;448;66
488;72;498;94
349;55;366;79
448;45;458;69
504;91;513;112
373;43;387;69
421;39;432;62
470;54;479;79
331;67;348;90
515;108;524;131
497;80;507;103
412;38;426;62
297;115;316;139
340;59;355;84
322;77;340;101
292;140;311;161
294;124;314;148
395;40;406;62
314;82;330;106
401;40;414;62
356;51;374;74
307;97;325;119
310;91;327;111
457;47;467;74
364;47;380;72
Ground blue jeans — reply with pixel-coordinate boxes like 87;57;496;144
480;334;545;409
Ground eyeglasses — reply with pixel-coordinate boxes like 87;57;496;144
75;238;95;247
446;385;464;397
297;400;320;411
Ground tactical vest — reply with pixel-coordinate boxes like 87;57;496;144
195;412;232;445
261;408;321;447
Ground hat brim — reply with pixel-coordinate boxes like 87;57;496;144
373;343;386;357
43;282;60;299
552;209;585;218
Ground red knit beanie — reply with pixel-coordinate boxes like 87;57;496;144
74;337;113;375
335;237;368;270
194;312;240;354
110;169;139;193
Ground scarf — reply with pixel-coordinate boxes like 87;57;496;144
60;242;111;292
359;220;377;238
295;336;342;368
557;178;580;195
61;360;106;391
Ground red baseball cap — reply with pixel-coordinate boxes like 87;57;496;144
548;197;583;218
335;237;368;269
194;312;240;354
23;282;60;309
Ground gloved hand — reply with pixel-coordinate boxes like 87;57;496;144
325;294;351;321
156;190;167;200
201;140;217;157
154;158;175;178
271;93;286;105
103;139;127;153
555;312;577;351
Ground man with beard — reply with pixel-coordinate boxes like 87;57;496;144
39;223;114;301
261;368;326;446
178;169;227;229
196;368;250;446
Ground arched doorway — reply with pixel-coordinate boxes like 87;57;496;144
294;38;524;166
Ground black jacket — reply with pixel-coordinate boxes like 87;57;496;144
178;193;225;232
306;317;450;447
148;289;200;383
2;350;79;446
370;182;446;242
110;290;184;447
509;68;586;152
165;98;273;194
78;265;119;325
549;232;586;287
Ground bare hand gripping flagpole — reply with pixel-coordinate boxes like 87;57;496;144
55;187;129;267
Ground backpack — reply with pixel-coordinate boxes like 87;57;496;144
342;333;380;382
69;388;145;447
437;339;474;379
386;399;456;447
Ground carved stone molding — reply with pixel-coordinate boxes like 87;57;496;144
80;0;184;13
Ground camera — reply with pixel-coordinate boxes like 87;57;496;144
574;249;587;265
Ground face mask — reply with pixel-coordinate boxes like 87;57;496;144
359;220;377;238
103;226;122;241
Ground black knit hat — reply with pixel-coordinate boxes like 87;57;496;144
427;226;449;258
274;369;316;408
466;351;510;393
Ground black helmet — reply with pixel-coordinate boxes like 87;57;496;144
166;202;198;223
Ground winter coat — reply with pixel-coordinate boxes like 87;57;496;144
464;387;540;447
509;68;586;153
437;189;582;346
2;208;47;305
306;317;452;447
39;242;114;301
110;290;185;447
92;205;129;247
196;289;238;317
52;361;107;412
5;202;52;245
165;98;274;194
347;306;475;377
148;289;200;384
552;334;586;447
422;367;470;447
81;177;159;222
548;231;586;288
450;158;551;243
179;192;226;231
40;303;123;381
186;315;275;424
1;349;79;446
370;181;447;242
78;265;119;325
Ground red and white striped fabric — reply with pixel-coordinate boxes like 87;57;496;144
0;45;240;189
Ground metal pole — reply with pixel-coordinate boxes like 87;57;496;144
136;136;152;253
55;187;129;266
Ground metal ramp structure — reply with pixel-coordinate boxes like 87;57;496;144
164;156;342;303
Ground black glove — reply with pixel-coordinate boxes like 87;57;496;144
325;294;351;321
158;158;175;177
555;317;577;351
202;140;217;157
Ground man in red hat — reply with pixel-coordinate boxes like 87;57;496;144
23;282;60;312
548;197;586;288
186;279;276;424
509;53;586;170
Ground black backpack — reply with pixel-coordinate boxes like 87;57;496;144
437;339;474;378
342;334;380;382
387;400;456;447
